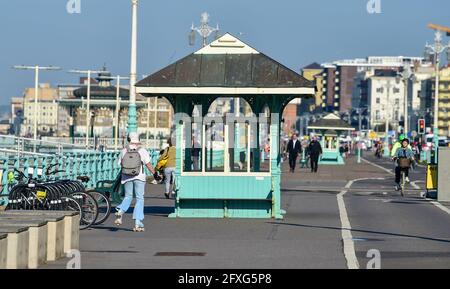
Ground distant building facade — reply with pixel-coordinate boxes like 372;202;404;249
10;97;23;135
421;65;450;137
59;69;173;140
21;83;58;137
368;71;405;132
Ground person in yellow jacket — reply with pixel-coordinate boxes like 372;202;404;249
161;138;176;199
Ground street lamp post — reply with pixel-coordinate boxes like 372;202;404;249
383;80;394;157
114;75;130;150
128;0;139;133
425;31;450;164
396;64;413;136
69;69;104;149
13;65;60;144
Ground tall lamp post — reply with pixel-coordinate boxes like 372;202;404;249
425;31;450;164
396;63;414;136
69;69;105;149
383;80;394;157
113;75;129;150
13;65;60;143
128;0;139;134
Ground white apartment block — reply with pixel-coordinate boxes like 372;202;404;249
368;76;405;130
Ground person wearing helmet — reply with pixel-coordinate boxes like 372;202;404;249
390;134;412;183
390;134;409;158
393;138;415;192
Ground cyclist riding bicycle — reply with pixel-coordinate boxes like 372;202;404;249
391;134;412;182
392;138;415;191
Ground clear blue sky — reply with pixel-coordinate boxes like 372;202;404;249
0;0;449;104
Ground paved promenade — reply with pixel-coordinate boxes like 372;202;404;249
43;154;450;269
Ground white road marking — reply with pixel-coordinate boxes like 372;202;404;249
337;188;359;269
361;158;394;175
430;201;450;216
338;177;384;269
410;181;421;190
363;158;450;216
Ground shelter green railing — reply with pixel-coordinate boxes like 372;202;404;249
0;150;160;206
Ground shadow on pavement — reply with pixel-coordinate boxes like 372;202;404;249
143;206;174;216
267;222;450;244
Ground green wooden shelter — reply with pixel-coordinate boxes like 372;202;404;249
307;113;355;165
136;33;315;219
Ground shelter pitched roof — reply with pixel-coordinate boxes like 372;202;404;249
136;33;314;91
307;113;355;131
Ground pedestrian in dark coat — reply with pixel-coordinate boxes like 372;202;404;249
286;134;302;173
308;137;323;173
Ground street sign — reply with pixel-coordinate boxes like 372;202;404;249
369;131;377;140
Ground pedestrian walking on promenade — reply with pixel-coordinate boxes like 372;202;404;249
309;137;323;173
161;138;177;199
115;132;157;232
286;134;302;173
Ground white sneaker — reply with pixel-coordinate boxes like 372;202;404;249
133;226;145;232
405;177;410;183
151;180;158;185
133;221;145;232
114;210;123;226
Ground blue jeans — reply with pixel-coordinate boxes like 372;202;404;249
117;180;146;225
164;167;175;194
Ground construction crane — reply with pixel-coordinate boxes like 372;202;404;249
428;23;450;36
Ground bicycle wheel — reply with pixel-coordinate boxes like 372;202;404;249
88;190;112;226
62;196;82;217
70;191;99;230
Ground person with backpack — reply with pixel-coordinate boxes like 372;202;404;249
115;132;157;232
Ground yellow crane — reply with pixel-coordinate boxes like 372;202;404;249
428;23;450;36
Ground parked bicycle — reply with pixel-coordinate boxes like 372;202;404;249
6;165;99;230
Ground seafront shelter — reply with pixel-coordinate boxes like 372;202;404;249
136;34;315;219
307;113;355;165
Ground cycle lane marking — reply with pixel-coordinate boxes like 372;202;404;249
338;177;386;269
363;158;450;216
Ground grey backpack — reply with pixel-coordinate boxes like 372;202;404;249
121;146;143;176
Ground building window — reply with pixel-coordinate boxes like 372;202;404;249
395;99;399;106
334;94;339;99
376;98;380;104
393;88;400;94
376;87;384;93
376;110;380;120
394;111;399;121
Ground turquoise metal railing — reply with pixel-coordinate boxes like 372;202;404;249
0;150;160;206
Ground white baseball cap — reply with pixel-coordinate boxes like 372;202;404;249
128;132;140;143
